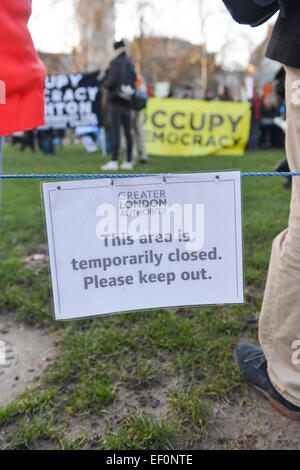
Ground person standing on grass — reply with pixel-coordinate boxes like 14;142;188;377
101;40;137;172
235;0;300;419
260;93;277;148
248;90;262;150
132;73;148;165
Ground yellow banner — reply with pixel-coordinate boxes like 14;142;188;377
143;98;251;157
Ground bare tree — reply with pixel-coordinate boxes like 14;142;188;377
74;0;115;71
47;0;261;88
49;0;115;72
115;0;155;74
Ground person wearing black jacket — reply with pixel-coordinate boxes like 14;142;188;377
101;40;136;171
236;0;300;419
273;67;292;188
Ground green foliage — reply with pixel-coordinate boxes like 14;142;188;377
168;385;212;432
99;411;178;450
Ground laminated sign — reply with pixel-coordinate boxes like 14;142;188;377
42;172;243;320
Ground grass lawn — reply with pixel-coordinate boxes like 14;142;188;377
0;143;291;450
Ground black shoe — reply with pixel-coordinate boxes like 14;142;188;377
275;158;289;173
235;343;300;420
283;176;292;189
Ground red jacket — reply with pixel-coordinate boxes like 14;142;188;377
0;0;46;136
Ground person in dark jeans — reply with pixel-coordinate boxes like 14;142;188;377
260;94;277;148
273;67;291;188
108;101;133;169
101;40;136;171
37;129;55;155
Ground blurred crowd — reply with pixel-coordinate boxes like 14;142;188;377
181;76;286;152
5;61;286;168
6;129;65;155
247;77;286;151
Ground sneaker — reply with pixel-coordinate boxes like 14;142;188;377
120;161;134;170
101;161;118;171
273;116;287;134
283;176;292;189
235;343;300;420
275;158;289;173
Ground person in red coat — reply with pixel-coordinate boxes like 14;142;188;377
0;0;46;136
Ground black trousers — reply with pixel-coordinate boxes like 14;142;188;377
109;102;133;162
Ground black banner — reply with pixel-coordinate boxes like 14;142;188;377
43;71;101;129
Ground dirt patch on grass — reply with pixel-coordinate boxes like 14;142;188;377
197;335;300;450
2;311;300;450
23;244;49;273
0;313;57;407
63;378;175;445
199;386;300;450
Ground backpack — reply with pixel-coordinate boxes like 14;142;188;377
221;0;282;27
131;88;149;111
115;57;137;102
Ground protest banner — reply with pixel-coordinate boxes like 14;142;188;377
42;71;101;129
143;98;251;157
42;172;243;321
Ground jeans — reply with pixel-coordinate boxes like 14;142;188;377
109;102;133;162
132;110;148;162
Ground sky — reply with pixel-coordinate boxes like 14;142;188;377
28;0;276;69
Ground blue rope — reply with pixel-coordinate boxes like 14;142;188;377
242;172;299;177
0;172;299;179
0;173;152;179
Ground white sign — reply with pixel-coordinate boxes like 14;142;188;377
154;81;171;98
42;172;243;321
81;135;98;153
